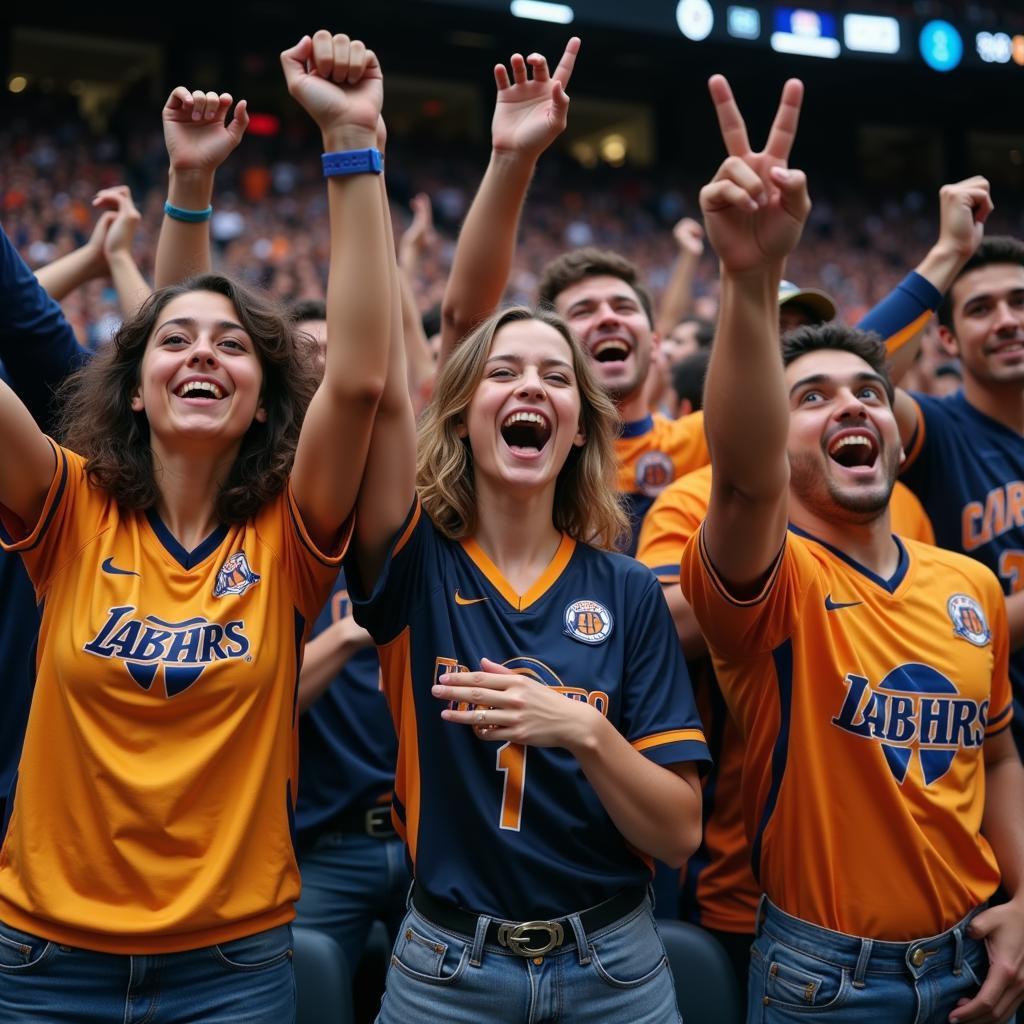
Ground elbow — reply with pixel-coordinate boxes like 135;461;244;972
440;301;475;348
660;820;703;869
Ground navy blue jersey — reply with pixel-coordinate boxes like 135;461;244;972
901;390;1024;753
296;571;396;837
346;502;709;919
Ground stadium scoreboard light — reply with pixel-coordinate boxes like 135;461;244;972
441;0;1024;72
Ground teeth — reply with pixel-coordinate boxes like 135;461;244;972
829;434;874;455
502;411;547;429
175;380;224;399
594;339;629;355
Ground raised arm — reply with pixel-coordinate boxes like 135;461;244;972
284;31;391;552
439;37;579;361
398;193;439;408
154;87;249;287
655;217;705;336
34;211;111;301
700;76;809;592
92;186;151;318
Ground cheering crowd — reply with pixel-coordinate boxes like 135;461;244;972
1;27;1023;1024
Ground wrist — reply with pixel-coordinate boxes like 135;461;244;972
917;241;970;291
490;146;540;172
321;127;378;153
167;168;214;209
566;703;606;758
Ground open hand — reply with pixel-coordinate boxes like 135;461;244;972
491;37;580;159
92;186;141;260
699;75;809;273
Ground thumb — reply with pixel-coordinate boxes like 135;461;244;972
280;36;312;89
551;79;569;111
967;907;998;941
771;165;811;220
227;99;249;143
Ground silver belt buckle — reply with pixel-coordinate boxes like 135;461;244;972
364;807;394;838
497;920;565;956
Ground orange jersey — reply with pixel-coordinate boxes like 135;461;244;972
636;468;935;932
615;411;708;553
0;442;344;953
681;523;1010;940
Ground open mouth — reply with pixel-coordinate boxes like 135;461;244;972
591;338;631;364
827;431;878;470
173;379;226;400
500;410;552;453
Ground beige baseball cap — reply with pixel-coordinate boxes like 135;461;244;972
778;280;837;324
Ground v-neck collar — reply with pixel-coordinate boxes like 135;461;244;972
789;523;909;594
459;533;576;611
145;508;229;570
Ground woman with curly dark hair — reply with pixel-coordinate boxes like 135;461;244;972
0;31;390;1024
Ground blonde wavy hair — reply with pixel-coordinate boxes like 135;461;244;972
417;307;628;551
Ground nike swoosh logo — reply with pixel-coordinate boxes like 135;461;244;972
824;593;862;611
454;590;488;606
102;557;140;577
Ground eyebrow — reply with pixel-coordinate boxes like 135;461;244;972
566;293;639;310
156;316;249;335
486;353;574;370
962;287;1024;307
788;371;887;397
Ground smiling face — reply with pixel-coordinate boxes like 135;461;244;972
553;274;656;404
130;290;267;449
942;262;1024;388
460;318;585;494
785;349;902;523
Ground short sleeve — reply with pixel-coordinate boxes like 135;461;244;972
619;569;710;769
636;470;710;584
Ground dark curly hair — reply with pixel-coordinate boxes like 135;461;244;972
56;274;320;525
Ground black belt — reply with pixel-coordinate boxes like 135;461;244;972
322;805;396;839
411;883;647;957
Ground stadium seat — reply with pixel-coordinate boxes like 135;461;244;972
658;920;744;1024
293;926;354;1024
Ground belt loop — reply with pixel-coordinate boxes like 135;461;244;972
952;922;965;976
568;912;591;966
754;894;767;938
852;938;872;989
469;913;491;968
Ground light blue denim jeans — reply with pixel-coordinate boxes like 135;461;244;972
295;830;409;975
748;897;990;1023
375;892;681;1024
0;919;295;1023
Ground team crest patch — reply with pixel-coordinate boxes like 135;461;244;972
563;599;613;645
947;593;991;647
635;451;674;497
214;551;261;598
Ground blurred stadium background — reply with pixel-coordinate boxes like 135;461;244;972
1;0;1022;341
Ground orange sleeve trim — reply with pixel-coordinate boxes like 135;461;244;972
698;522;785;608
392;499;422;559
286;483;351;567
0;438;66;553
885;310;931;356
631;728;706;752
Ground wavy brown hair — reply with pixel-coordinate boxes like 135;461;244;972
57;274;320;525
417;307;628;550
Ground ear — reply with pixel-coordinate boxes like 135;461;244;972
455;417;468;439
573;421;586;447
253;405;268;424
130;385;144;413
936;324;960;360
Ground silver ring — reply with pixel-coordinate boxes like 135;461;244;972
475;710;487;724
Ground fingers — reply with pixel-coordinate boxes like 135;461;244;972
494;63;511;91
227;98;250;144
949;970;1009;1023
303;30;376;85
769;165;812;222
280;35;313;91
552;36;581;87
165;86;192;114
510;52;528;86
441;706;515;727
764;78;804;162
708;74;751;157
527;53;550;82
701;156;767;213
92;185;132;211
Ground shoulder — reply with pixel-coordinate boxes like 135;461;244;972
905;536;1001;595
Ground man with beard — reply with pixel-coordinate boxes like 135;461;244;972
681;75;1024;1022
895;237;1024;760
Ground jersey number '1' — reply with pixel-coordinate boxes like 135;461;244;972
497;742;526;831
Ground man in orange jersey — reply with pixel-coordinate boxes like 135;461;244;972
681;75;1024;1024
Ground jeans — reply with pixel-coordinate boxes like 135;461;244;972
376;892;681;1024
0;919;295;1023
295;830;409;975
748;897;989;1023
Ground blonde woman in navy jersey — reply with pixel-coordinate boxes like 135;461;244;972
0;31;390;1024
348;77;709;1015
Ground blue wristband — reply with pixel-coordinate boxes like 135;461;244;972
322;149;384;177
164;201;213;223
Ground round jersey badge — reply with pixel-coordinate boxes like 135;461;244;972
635;451;674;498
563;599;614;645
947;593;992;647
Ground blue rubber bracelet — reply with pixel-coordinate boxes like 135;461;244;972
321;149;384;177
164;201;213;223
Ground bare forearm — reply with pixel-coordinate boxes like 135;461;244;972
299;628;357;714
570;712;702;867
656;250;700;336
35;246;102;301
107;251;151;320
440;149;534;359
704;265;788;497
400;268;434;399
984;749;1024;899
155;169;214;288
1005;591;1024;651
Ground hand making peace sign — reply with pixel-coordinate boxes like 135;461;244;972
700;75;810;273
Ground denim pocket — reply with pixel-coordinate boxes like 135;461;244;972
212;925;294;972
0;919;55;973
389;911;468;987
589;908;669;990
759;938;849;1012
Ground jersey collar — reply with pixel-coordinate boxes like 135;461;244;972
144;508;229;570
788;524;910;594
459;533;576;612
